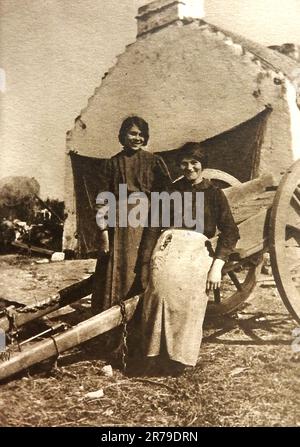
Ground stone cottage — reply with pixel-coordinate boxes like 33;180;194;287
63;0;300;253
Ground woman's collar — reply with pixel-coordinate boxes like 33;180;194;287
190;177;211;190
122;147;143;156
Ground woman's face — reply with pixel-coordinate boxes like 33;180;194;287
124;124;145;151
180;157;203;183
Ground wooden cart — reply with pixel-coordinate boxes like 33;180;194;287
0;159;299;380
207;158;300;322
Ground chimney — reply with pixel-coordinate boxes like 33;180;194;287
137;0;205;37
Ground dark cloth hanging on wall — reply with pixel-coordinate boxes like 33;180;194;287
69;107;271;257
158;107;272;182
202;106;271;181
69;152;109;256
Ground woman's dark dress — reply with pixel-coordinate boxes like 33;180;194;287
91;148;169;314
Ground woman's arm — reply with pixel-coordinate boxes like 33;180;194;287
207;188;239;290
214;188;240;262
95;158;112;255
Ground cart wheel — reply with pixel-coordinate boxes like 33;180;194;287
206;259;262;316
173;169;241;188
202;169;242;188
269;159;300;323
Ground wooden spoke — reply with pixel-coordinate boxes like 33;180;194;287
269;159;300;323
228;271;243;291
206;261;262;317
288;208;300;230
294;185;300;199
286;224;300;245
291;193;300;215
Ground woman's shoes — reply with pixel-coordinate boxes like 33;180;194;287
112;351;191;377
138;357;162;377
163;360;187;377
135;356;188;377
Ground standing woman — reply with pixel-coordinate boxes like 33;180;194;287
141;142;240;375
91;116;170;315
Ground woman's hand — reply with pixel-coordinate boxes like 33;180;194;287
99;229;109;255
206;258;225;291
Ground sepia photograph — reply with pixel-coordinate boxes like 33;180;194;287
0;0;300;428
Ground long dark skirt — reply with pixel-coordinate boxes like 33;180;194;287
91;203;145;314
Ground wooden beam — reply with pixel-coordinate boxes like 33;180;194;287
0;275;95;332
11;241;54;257
0;296;140;381
223;173;276;206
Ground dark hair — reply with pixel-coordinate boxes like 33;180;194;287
177;142;208;169
118;116;149;146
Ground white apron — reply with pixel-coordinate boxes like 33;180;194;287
142;229;212;366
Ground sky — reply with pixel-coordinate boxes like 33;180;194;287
1;0;300;200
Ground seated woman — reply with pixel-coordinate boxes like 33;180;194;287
140;142;240;375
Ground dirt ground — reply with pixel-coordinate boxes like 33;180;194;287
0;254;300;427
